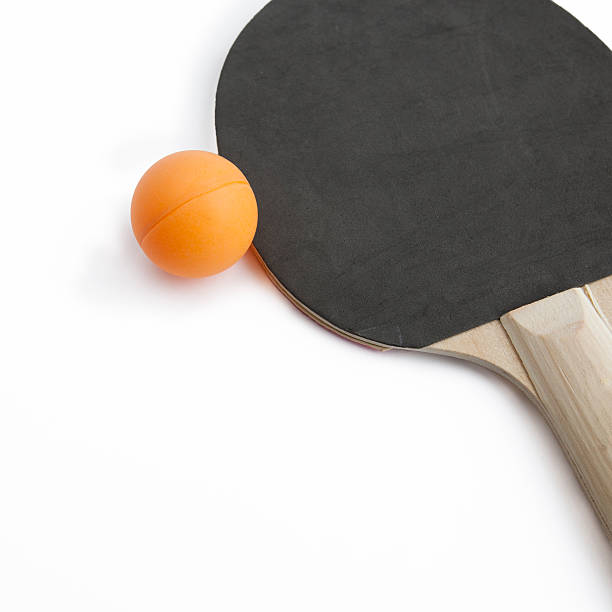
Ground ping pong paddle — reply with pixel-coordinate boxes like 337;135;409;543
215;0;612;538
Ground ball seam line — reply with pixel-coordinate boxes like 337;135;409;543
137;181;249;244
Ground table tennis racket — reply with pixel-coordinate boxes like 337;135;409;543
216;0;612;538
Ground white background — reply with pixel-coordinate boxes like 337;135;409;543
2;0;612;610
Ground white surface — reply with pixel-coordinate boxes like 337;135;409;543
1;0;612;609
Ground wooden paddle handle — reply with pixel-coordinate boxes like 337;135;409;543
501;288;612;538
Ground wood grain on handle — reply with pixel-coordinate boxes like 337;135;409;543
501;288;612;538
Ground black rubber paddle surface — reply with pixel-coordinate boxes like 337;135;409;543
216;0;612;348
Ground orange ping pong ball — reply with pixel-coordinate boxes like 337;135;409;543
131;150;258;278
